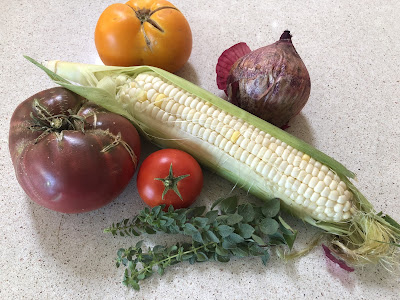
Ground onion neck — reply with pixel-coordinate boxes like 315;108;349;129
279;30;292;42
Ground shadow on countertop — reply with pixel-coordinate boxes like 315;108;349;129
175;62;200;86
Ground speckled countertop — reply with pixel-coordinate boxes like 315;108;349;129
1;1;399;299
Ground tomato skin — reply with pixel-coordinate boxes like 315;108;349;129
95;0;192;73
9;87;141;213
136;149;203;209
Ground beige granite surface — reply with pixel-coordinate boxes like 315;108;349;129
1;0;399;299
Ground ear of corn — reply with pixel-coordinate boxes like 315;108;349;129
26;56;400;267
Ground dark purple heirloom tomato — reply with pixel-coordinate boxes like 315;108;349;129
9;87;141;213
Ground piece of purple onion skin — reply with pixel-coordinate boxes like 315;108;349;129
216;42;251;93
322;244;355;272
224;30;311;128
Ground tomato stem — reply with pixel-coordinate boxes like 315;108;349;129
101;131;137;167
126;5;179;49
28;98;85;143
154;163;189;201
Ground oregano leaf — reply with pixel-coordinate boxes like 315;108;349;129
144;227;156;234
174;211;187;224
151;206;162;216
259;218;279;235
131;280;140;291
183;223;198;235
216;254;230;263
251;234;265;246
237;203;255;222
196;252;208;262
283;231;297;250
238;223;255;239
230;245;249;257
161;216;175;227
205;210;219;223
248;244;265;256
218;196;238;214
122;258;129;266
168;224;181;234
117;248;125;258
278;216;297;250
215;245;229;256
216;215;229;223
186;206;206;219
188;256;196;264
193;217;209;228
261;251;270;265
226;213;243;225
268;232;286;245
157;266;165;276
153;245;165;253
227;232;245;244
203;230;220;243
129;228;140;236
210;197;225;210
182;253;194;261
277;216;293;232
222;238;237;249
217;225;235;238
192;231;204;244
252;206;264;221
261;198;280;218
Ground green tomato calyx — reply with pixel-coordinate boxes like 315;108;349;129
155;163;189;201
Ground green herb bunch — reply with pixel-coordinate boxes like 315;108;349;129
105;196;297;290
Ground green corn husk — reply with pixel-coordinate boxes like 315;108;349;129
24;56;400;268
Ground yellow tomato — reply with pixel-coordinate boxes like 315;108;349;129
95;0;192;73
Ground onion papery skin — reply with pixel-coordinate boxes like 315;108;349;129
225;31;311;128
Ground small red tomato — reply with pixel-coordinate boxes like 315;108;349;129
136;149;203;209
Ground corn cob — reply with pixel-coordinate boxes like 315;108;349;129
117;72;354;223
27;57;400;267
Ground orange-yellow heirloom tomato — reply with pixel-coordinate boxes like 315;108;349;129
95;0;192;73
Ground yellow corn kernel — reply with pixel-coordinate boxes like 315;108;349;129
153;94;166;107
230;130;241;143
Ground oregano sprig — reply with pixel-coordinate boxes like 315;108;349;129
105;196;297;290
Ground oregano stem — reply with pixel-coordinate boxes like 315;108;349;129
138;242;216;274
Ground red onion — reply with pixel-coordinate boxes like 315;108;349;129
216;30;311;128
